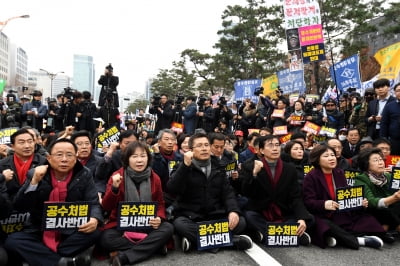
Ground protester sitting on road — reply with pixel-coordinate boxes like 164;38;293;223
355;148;400;239
303;145;386;249
240;135;313;245
372;138;393;173
151;129;182;207
177;133;190;155
5;138;102;265
326;138;351;171
168;133;252;252
95;130;138;198
100;141;173;266
281;140;309;187
70;130;102;190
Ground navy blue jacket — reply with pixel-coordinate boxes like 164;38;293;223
380;100;400;140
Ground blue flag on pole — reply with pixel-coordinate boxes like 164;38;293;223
277;69;305;94
329;54;362;92
234;79;262;103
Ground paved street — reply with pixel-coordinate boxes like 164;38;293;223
92;238;400;266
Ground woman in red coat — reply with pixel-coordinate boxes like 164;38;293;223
303;144;386;249
100;141;173;265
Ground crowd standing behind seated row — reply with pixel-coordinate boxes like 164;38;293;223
1;78;400;265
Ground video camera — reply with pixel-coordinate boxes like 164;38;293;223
175;94;185;109
254;86;264;96
62;87;76;101
151;96;161;108
217;96;227;107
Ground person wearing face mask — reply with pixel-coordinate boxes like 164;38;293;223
338;128;348;142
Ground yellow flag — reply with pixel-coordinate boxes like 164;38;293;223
261;74;279;98
374;42;400;79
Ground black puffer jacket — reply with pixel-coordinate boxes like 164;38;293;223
167;156;240;220
13;161;103;234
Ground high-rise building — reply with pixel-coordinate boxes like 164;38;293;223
0;32;9;85
0;32;29;95
29;71;70;101
73;54;95;96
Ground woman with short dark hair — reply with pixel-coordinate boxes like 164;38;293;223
100;141;173;265
355;148;400;234
303;145;387;249
281;140;309;186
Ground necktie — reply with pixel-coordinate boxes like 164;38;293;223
350;145;355;153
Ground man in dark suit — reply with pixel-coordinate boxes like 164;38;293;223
341;128;361;159
366;78;396;139
380;82;400;155
240;135;314;245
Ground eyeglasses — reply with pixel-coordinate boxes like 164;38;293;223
326;104;335;107
51;153;76;160
370;157;384;163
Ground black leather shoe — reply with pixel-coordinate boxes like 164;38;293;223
381;232;396;244
57;253;90;266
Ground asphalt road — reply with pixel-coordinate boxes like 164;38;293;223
92;237;400;266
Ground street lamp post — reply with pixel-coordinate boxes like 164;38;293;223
40;69;64;98
0;15;29;33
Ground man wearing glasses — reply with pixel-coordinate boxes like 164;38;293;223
380;82;400;155
240;135;314;245
5;138;102;266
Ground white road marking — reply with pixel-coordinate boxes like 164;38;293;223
245;243;282;266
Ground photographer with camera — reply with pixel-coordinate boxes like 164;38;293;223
196;97;214;133
58;89;83;129
98;64;119;108
237;99;257;138
44;97;59;133
149;94;174;135
22;90;48;133
77;91;97;135
214;96;233;133
4;91;22;128
182;95;197;135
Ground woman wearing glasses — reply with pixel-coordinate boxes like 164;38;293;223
354;148;400;238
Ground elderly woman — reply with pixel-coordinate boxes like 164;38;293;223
100;142;174;266
303;145;386;249
355;148;400;235
281;140;309;187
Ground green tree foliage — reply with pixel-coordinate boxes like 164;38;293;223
213;0;286;94
150;59;197;98
150;0;393;99
321;0;384;56
125;98;148;114
380;1;400;35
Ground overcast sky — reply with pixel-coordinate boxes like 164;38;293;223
3;0;262;96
